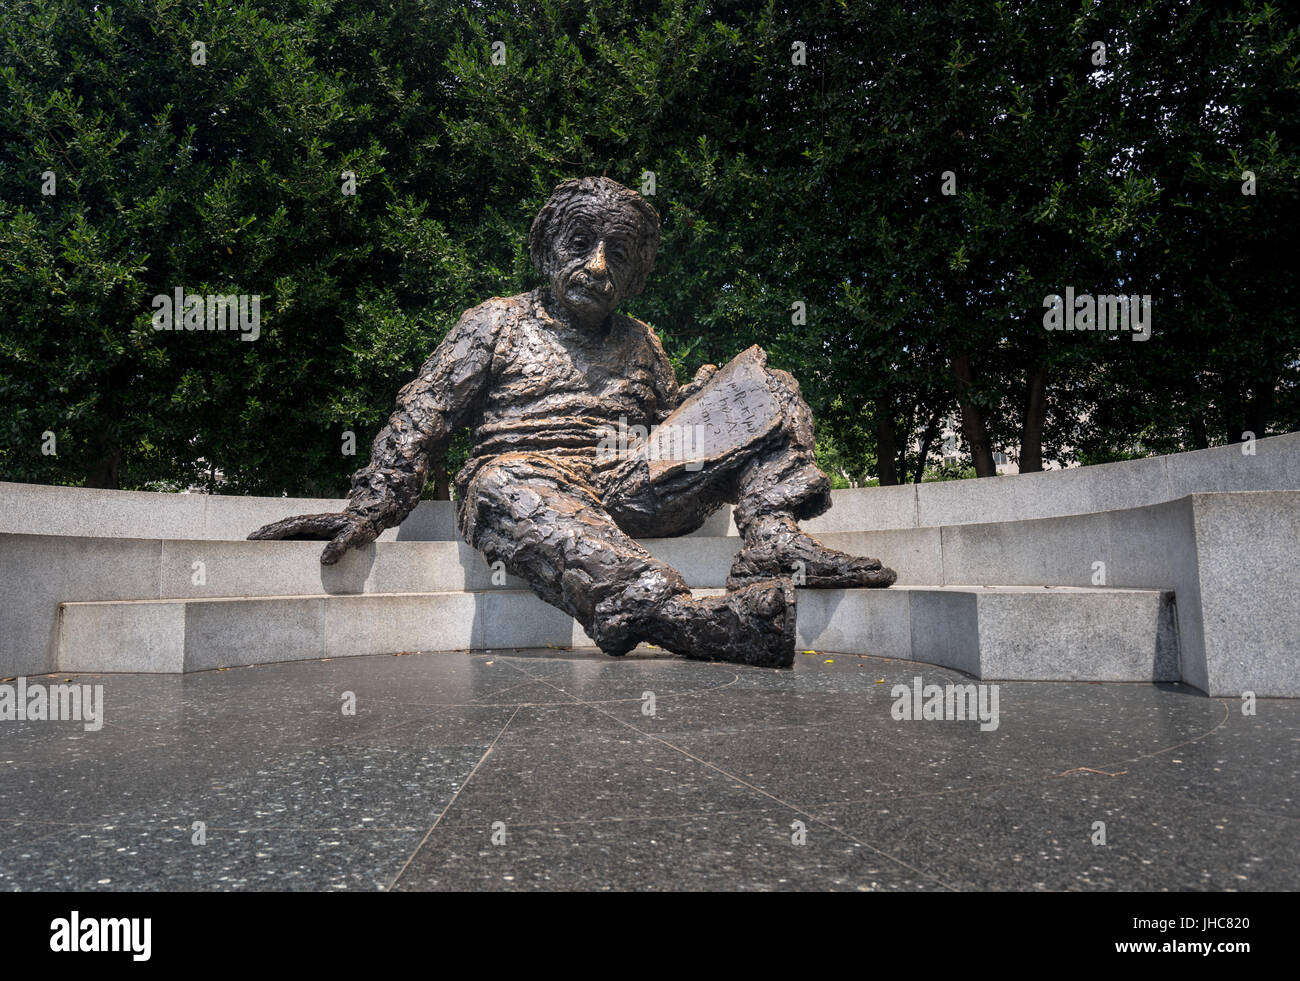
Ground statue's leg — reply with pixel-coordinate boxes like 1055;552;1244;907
459;452;796;667
599;364;896;589
728;366;896;589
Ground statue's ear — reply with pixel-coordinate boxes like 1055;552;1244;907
528;205;555;279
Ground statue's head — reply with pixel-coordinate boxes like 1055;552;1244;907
529;176;660;327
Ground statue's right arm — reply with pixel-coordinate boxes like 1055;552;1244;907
248;299;504;563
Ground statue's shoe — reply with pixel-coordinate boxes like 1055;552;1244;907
727;527;897;590
655;579;797;668
591;580;797;667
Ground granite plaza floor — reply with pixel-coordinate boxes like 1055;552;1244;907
1;647;1295;891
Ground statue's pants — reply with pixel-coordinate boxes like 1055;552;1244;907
455;364;831;653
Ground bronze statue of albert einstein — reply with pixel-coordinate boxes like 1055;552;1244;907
251;177;894;667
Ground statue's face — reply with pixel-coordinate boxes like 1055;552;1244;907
546;198;644;327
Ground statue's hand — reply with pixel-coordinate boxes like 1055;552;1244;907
247;512;378;565
692;364;719;386
678;364;719;403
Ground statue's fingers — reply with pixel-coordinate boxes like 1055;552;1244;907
319;538;347;565
694;364;719;382
320;520;375;565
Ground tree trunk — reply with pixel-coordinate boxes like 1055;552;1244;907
913;407;943;483
1224;397;1245;444
1247;380;1274;441
1225;415;1248;444
432;462;451;501
85;432;121;489
951;354;997;477
1019;362;1048;473
875;412;899;486
1189;412;1209;450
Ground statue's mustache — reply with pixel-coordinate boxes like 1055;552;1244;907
566;269;614;296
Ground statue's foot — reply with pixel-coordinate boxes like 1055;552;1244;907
652;579;797;668
728;517;897;590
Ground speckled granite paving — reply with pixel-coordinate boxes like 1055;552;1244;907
1;649;1295;891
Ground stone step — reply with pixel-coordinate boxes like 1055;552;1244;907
0;524;1084;601
1;532;917;599
57;585;1178;683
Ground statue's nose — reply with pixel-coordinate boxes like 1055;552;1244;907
587;240;608;275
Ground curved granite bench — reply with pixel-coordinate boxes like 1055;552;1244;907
2;432;1297;695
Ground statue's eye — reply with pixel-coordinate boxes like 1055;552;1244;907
569;233;590;249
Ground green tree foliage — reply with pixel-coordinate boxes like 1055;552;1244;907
1;0;1296;493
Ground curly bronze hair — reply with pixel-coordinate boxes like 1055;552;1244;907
529;177;662;297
